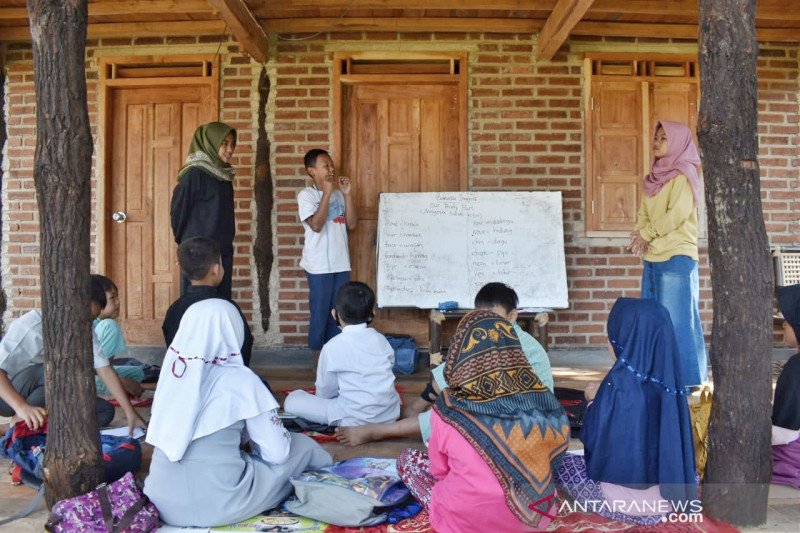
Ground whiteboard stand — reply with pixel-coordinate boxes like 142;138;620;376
428;309;550;365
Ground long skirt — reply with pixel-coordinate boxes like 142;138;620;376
554;453;667;526
642;255;708;386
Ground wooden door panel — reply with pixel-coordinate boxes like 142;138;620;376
342;82;463;342
599;182;638;226
109;86;212;344
591;81;643;231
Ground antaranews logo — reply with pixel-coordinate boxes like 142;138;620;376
529;497;703;523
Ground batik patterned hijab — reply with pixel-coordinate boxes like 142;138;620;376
433;310;570;527
177;121;237;182
643;120;702;204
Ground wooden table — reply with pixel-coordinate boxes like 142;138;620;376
428;309;550;360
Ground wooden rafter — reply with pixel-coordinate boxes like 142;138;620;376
536;0;595;61
261;17;543;33
207;0;269;63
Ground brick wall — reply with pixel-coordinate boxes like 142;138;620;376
2;33;798;349
1;36;265;338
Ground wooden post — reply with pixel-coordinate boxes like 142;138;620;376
0;62;6;330
27;0;104;505
697;0;772;525
254;65;274;332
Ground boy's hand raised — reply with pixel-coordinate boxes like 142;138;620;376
338;176;352;195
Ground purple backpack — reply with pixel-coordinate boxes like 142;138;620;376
45;472;159;532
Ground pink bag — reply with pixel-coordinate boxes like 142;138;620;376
45;472;159;532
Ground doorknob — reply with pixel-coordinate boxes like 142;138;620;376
112;211;127;223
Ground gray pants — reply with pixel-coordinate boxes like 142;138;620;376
0;364;115;427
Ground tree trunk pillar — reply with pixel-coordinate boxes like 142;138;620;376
27;0;104;506
697;0;773;526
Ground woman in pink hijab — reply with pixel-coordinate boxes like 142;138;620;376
627;121;708;387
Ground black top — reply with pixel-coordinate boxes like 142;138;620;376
162;285;253;367
773;352;800;431
170;167;235;255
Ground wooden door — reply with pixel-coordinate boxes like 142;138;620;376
108;86;214;344
341;83;462;339
589;80;643;232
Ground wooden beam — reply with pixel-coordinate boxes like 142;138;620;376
536;0;595;61
1;20;228;42
262;17;543;34
572;21;800;42
0;1;213;19
207;0;268;63
260;0;555;10
257;0;798;21
88;0;213;16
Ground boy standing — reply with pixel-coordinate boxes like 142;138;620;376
336;282;553;446
162;237;254;366
0;276;147;435
297;149;357;365
284;282;399;426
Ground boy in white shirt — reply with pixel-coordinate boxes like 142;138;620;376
0;275;147;435
284;282;400;426
297;149;357;367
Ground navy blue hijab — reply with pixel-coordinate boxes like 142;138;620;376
581;298;698;506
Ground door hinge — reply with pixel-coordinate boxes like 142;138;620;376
590;97;594;110
591;200;595;214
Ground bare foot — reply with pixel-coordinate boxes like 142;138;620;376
335;425;378;446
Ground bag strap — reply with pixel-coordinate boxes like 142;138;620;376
97;484;115;532
113;495;150;532
0;484;45;527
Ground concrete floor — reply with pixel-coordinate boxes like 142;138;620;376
0;346;797;531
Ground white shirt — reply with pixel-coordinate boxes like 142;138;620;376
297;187;351;274
316;323;400;426
0;309;109;378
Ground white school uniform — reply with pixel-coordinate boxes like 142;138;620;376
0;309;109;379
285;323;400;426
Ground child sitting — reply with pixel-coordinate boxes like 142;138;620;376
92;275;145;398
0;276;147;435
162;236;254;366
336;282;553;446
145;299;331;527
284;282;400;426
397;310;569;532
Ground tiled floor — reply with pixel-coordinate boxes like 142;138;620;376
0;348;797;531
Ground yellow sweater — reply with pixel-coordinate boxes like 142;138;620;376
636;174;699;262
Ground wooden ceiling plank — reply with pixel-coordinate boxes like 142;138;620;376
536;0;596;61
259;0;556;10
573;21;800;42
0;7;27;20
261;16;543;33
0;19;228;42
0;2;214;22
89;0;214;17
208;0;268;63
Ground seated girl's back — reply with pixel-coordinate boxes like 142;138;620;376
144;299;331;527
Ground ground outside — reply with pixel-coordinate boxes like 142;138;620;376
0;347;798;532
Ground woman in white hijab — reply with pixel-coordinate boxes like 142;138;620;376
144;299;332;527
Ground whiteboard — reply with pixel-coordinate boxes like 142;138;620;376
376;192;568;309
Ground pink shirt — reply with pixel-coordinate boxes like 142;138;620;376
428;411;550;533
